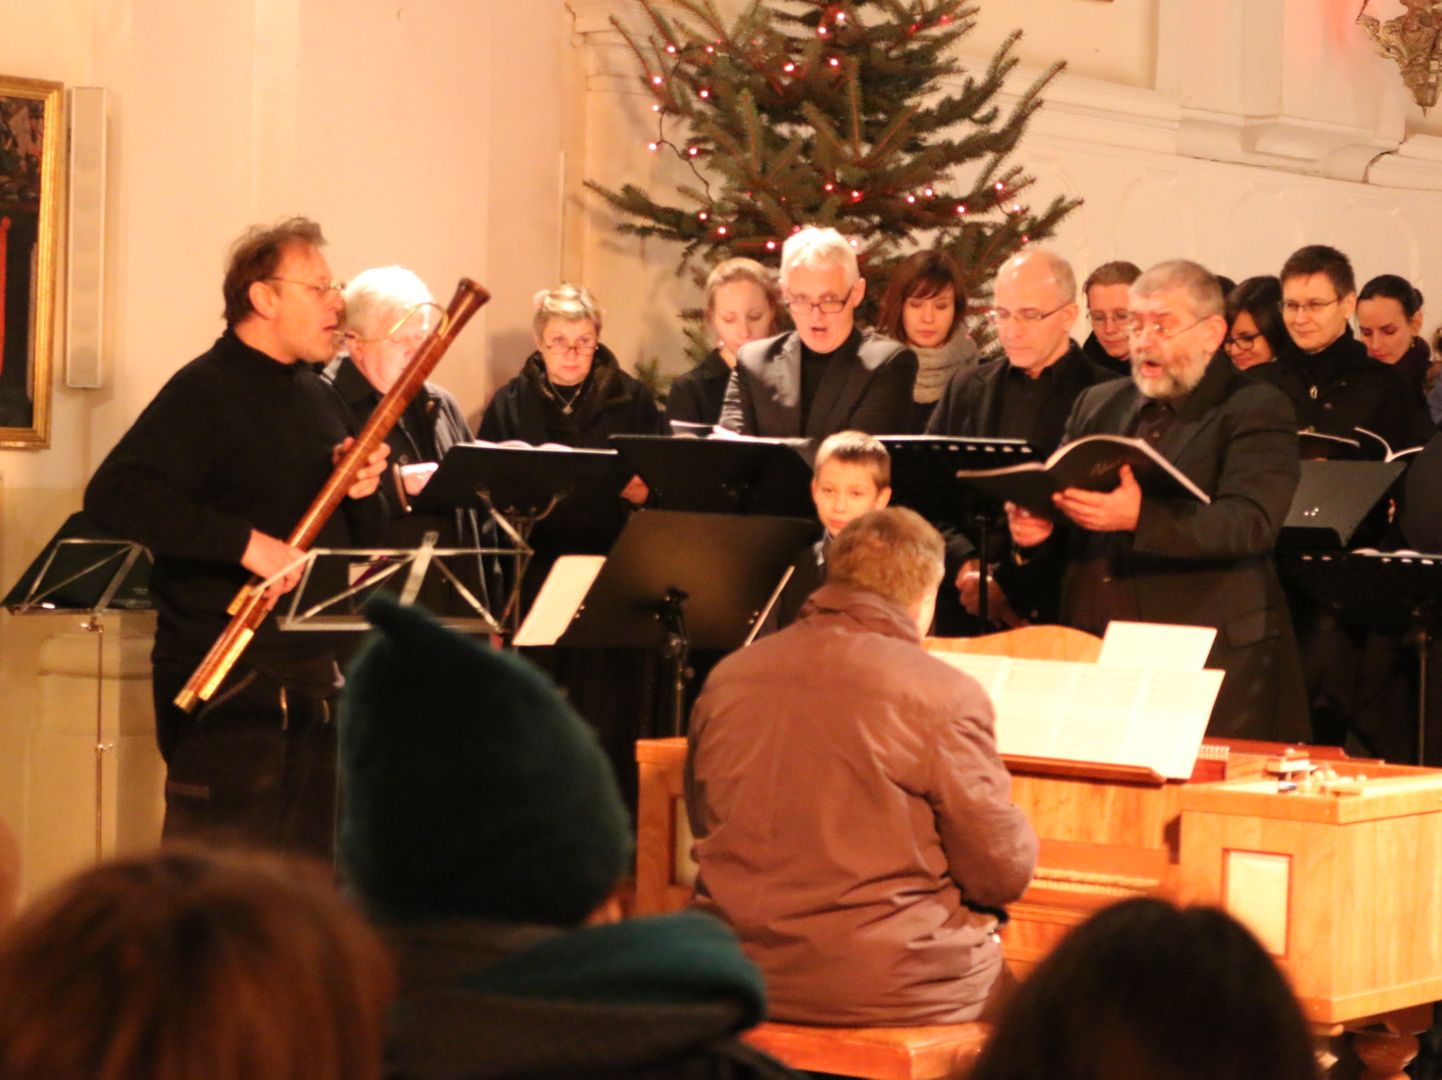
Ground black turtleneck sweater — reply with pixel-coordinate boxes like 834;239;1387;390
84;329;387;673
1255;327;1432;452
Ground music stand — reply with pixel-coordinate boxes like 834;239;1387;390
518;510;817;735
1281;550;1442;764
3;511;154;863
610;434;815;517
1279;460;1405;550
882;436;1039;627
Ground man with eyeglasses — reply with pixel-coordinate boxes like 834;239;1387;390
1000;259;1308;741
924;248;1119;631
718;226;916;438
1079;260;1141;377
84;217;390;858
1254;244;1429;453
323;265;491;622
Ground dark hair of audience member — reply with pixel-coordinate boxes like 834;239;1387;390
1358;273;1424;318
875;249;967;345
0;845;394;1080
221;216;326;326
968;898;1319;1080
1280;243;1356;298
1226;276;1291;357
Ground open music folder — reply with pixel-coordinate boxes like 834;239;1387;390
928;622;1223;781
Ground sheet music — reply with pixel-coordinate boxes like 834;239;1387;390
932;651;1221;780
512;555;605;646
1098;621;1216;672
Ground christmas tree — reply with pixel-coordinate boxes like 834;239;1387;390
587;0;1081;361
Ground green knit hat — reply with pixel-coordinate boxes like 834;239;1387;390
338;594;632;926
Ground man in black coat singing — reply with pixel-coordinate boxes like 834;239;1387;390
1003;259;1308;742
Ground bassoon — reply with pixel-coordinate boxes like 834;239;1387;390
174;277;491;713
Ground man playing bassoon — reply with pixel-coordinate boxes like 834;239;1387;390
85;217;388;858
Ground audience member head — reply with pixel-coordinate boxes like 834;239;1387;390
1224;276;1289;371
811;430;892;538
1214;274;1237;299
532;283;603;388
829;507;944;634
343;266;438;394
1082;261;1141;360
968;898;1319;1080
0;845;393;1080
1357;274;1425;365
876;249;967;351
780;226;865;354
222;217;343;365
1279;244;1357;355
1126;259;1225;401
990;248;1079;377
704;258;782;366
340;593;632;929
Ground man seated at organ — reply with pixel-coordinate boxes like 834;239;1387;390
686;507;1037;1025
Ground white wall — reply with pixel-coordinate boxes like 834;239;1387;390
0;0;569;896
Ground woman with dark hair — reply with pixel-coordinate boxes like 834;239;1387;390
968;897;1319;1080
0;846;394;1080
1224;276;1290;371
1358;273;1430;396
875;249;979;431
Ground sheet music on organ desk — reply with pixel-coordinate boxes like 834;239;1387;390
928;622;1223;781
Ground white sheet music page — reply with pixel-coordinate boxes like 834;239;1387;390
1097;620;1216;672
512;555;605;647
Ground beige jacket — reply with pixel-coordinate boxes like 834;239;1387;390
686;584;1037;1025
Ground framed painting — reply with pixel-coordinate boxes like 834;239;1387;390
0;76;63;449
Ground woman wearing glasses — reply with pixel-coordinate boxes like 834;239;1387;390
875;249;980;432
1222;276;1288;372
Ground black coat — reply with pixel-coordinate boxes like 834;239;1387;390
665;349;731;428
1058;354;1308;741
924;341;1121;454
1255;328;1432;453
719;329;917;437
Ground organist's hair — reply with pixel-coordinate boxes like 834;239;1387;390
532;284;603;339
1132;259;1225;321
814;430;891;490
827;507;943;609
968;897;1319;1080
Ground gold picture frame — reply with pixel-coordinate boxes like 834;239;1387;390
0;76;63;449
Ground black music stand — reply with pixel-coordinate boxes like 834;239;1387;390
1282;550;1442;764
518;510;817;735
1279;460;1405;551
610;434;814;517
882;436;1039;627
4;512;154;863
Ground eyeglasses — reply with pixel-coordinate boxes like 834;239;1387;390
267;277;345;300
543;338;598;357
988;302;1071;325
1127;315;1208;341
1280;297;1341;317
1087;309;1130;327
347;302;445;345
784;295;850;315
1223;330;1262;352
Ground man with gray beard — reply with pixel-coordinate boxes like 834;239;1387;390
1002;259;1307;741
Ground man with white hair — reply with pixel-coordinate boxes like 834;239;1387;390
1002;259;1307;741
324;266;488;614
718;226;917;437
